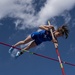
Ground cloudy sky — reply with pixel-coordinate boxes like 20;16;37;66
0;0;75;75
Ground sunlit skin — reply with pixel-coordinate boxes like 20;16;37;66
39;25;63;37
54;31;63;37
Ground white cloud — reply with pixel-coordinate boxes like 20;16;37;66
61;11;71;24
38;0;75;24
14;19;23;29
0;0;75;29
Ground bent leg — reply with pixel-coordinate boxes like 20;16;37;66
14;35;33;47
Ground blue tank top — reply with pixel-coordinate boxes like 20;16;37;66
38;30;52;42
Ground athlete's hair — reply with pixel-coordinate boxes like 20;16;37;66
57;24;69;39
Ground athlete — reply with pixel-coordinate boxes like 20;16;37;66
9;24;69;58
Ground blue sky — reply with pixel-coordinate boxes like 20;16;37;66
0;0;75;75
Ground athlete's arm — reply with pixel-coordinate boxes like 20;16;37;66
39;25;55;31
52;39;58;48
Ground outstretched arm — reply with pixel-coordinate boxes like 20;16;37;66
39;25;55;31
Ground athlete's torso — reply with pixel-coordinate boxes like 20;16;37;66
37;30;52;41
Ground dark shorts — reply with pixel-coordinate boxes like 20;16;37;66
31;32;42;45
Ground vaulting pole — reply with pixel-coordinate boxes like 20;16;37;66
48;21;66;75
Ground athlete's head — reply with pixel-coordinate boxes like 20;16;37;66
57;24;69;39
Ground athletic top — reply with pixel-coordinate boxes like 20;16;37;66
31;30;52;45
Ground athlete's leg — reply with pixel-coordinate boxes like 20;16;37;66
22;41;37;52
14;35;33;47
15;41;37;57
9;35;33;53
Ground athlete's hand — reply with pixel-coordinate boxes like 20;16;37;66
48;25;54;29
54;43;58;48
52;39;58;48
52;39;57;43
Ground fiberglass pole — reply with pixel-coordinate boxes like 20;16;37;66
48;21;66;75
